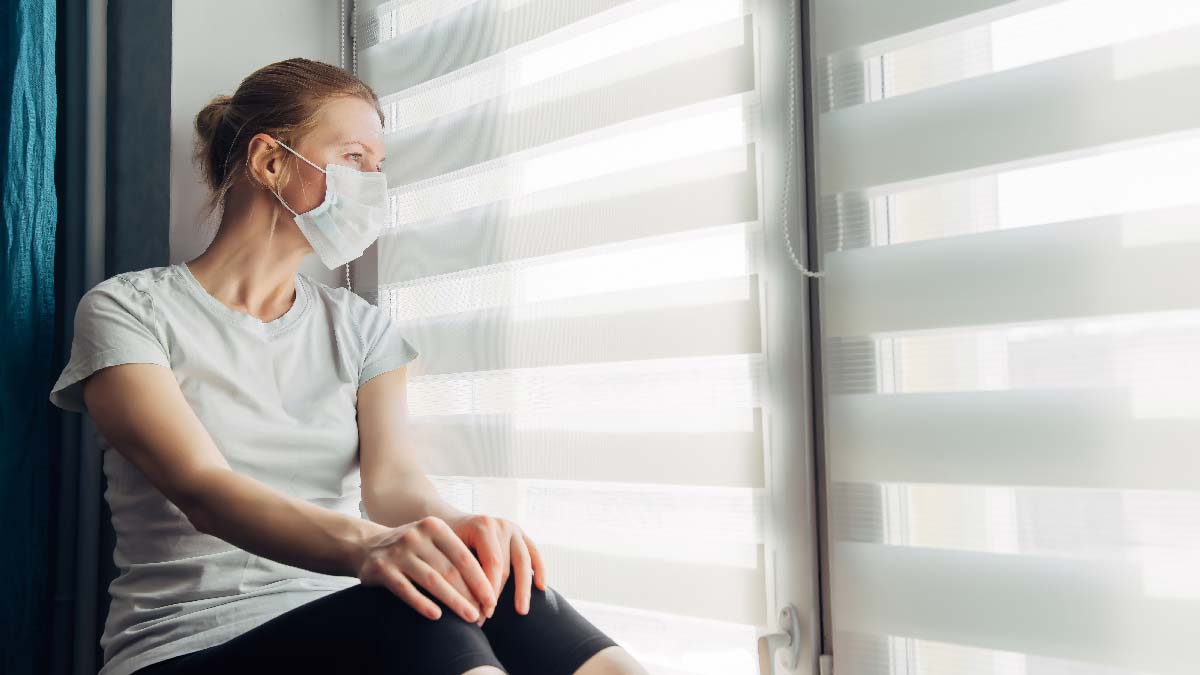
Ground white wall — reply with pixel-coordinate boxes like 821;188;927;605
170;0;342;286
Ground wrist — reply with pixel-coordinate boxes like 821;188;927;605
346;517;390;578
438;506;470;526
407;492;469;526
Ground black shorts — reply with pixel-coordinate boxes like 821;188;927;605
130;553;620;675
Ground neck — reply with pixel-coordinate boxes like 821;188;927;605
186;193;309;321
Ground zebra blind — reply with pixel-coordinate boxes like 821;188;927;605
812;1;1200;673
352;1;805;671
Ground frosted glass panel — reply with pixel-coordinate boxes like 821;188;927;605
354;0;791;671
822;0;1200;110
812;0;1200;673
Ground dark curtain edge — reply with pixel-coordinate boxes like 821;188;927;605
1;0;58;673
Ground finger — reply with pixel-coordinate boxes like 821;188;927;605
424;518;497;612
472;522;505;614
468;550;496;621
524;531;548;591
512;535;533;615
379;565;442;621
415;542;487;626
403;554;481;624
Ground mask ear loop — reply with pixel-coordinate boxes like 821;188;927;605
243;138;289;255
271;186;301;218
271;137;328;175
244;139;296;219
256;136;317;219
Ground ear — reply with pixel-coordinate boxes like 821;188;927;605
245;133;284;189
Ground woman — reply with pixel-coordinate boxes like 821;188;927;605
48;58;648;675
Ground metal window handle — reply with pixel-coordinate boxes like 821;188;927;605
757;604;802;675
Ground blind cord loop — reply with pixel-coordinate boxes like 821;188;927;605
341;0;355;293
781;0;824;279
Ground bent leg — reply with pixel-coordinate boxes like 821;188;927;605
573;645;651;675
131;583;505;675
479;569;621;675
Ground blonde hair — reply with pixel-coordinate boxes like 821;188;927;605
192;57;384;223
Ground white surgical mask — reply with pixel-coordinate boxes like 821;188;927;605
268;137;390;270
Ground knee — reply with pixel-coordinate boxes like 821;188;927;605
459;667;505;675
353;583;433;628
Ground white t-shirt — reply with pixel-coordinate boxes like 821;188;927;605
48;261;419;675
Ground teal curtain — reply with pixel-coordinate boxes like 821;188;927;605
0;0;57;673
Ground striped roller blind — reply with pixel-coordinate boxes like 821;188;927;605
351;1;801;671
812;1;1200;673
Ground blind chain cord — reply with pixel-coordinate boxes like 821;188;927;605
781;0;824;279
340;0;355;292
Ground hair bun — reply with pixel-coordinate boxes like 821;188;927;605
195;94;232;138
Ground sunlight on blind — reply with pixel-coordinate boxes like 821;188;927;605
812;0;1200;673
353;1;784;671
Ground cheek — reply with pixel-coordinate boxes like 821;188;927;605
282;171;328;214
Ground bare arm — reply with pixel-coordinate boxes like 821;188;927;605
81;362;494;624
359;366;548;618
357;366;467;528
358;366;504;619
83;362;386;577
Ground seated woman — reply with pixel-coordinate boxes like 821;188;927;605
49;57;648;675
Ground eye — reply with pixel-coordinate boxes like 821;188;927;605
346;152;364;162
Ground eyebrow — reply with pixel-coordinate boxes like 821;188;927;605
339;138;386;162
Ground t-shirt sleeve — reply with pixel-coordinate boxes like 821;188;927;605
48;275;171;413
357;302;420;388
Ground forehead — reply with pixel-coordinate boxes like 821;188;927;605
313;97;385;155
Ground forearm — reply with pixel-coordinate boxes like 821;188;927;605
183;467;390;578
364;470;469;528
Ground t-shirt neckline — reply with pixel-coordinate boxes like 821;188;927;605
176;261;309;336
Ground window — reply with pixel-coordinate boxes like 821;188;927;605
348;1;818;672
812;0;1200;672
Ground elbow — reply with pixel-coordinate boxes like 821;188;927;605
360;483;408;528
174;488;214;535
183;501;214;535
360;488;382;525
168;471;219;536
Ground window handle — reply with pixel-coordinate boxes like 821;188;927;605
757;604;802;675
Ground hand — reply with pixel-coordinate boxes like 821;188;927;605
447;513;547;620
356;516;498;625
